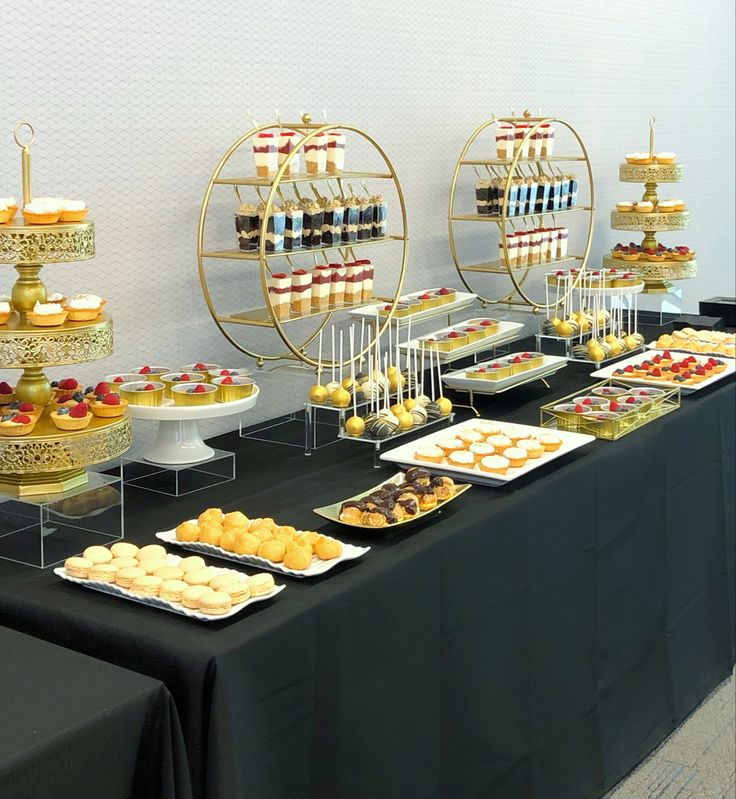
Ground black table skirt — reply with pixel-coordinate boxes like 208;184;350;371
0;625;192;799
0;357;733;799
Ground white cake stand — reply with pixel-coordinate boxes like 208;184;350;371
126;387;259;464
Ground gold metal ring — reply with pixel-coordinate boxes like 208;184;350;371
13;121;35;149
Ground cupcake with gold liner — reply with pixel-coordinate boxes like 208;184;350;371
657;200;677;214
119;381;165;407
89;393;129;418
673;199;686;212
552;403;584;430
22;198;61;225
26;301;68;327
171;383;217;406
207;368;251;382
0;413;36;437
105;374;144;393
457;325;485;344
212;376;256;403
160;372;206;399
65;293;105;321
415;291;441;310
463;318;500;337
58;200;88;222
180;363;222;383
50;402;93;431
378;303;411;318
434;287;457;305
131;366;170;383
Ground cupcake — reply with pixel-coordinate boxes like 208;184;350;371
447;450;476;469
59;199;88;222
616;201;634;213
0;196;17;220
657;200;677;213
635;201;654;213
50;402;92;431
655;152;676;164
414;444;444;464
517;439;544;459
502;447;527;468
437;437;465;456
479;455;510;475
66;293;104;321
487;434;512;454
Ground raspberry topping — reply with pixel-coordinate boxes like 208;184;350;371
220;369;231;376
0;382;14;395
180;373;191;381
18;402;35;412
609;401;621;411
69;403;88;418
58;378;78;390
114;376;124;383
12;414;32;424
574;404;584;413
143;384;156;391
625;396;637;404
696;367;706;376
221;376;235;385
193;385;206;393
512;356;522;363
582;398;592;405
438;288;453;296
94;382;110;395
139;366;152;374
650;368;662;377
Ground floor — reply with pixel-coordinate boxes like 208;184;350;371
606;671;736;799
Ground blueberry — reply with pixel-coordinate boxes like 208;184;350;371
2;414;13;422
188;387;197;393
72;392;84;402
8;401;20;409
84;386;93;395
57;407;70;415
173;376;181;382
96;394;106;402
50;381;59;388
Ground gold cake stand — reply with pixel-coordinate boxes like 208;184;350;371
448;110;595;312
609;118;695;293
197;113;408;369
0;122;131;495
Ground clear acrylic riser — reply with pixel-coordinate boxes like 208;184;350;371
122;448;235;497
0;468;124;569
638;285;683;324
535;333;644;365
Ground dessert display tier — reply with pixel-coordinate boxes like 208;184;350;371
619;163;684;183
448;112;595;311
198;113;408;368
0;413;131;495
349;291;476;326
126;386;259;465
0;312;113;368
400;320;524;363
0;220;95;264
602;255;697;283
610;210;689;231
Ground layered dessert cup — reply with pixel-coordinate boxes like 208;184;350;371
304;133;327;175
341;199;359;243
358;197;374;241
371;195;388;238
277;131;300;176
476;180;492;215
235;203;260;251
311;265;333;311
540;124;555;157
259;203;285;253
290;269;312;315
320;198;344;246
495;125;514;159
344;263;364;305
329;264;347;306
300;199;323;249
358;260;374;302
267;273;291;320
499;236;519;267
253;133;278;178
326;131;346;174
282;201;304;251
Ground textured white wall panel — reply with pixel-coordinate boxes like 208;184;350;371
3;0;734;440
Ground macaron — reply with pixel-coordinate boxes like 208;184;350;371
179;555;207;572
181;585;214;609
111;556;139;570
197;591;233;615
140;558;167;575
183;567;217;586
115;566;147;589
220;581;251;604
130;575;163;596
83;545;113;564
110;541;140;559
64;556;92;579
247;572;275;597
87;563;118;582
209;572;240;591
137;544;167;561
153;566;185;581
159;579;189;603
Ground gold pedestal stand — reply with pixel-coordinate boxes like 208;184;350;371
448;109;595;312
610;118;695;294
0;122;131;496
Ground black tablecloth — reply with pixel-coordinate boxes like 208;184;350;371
0;351;733;799
0;625;192;799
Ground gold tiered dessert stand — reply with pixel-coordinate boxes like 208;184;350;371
604;118;695;293
197;113;408;369
448;111;595;312
0;123;131;496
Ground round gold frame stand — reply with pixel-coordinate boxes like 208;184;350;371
197;113;408;371
0;123;131;496
448;110;595;313
606;118;694;294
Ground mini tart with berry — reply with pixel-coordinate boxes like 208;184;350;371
0;414;36;437
50;402;93;431
0;381;15;405
84;381;112;401
12;401;43;422
52;377;81;400
89;393;129;418
51;391;88;411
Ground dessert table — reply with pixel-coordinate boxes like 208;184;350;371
0;625;192;799
0;331;733;799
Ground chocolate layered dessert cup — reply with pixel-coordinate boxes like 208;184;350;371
320;197;344;246
259;202;286;253
476;180;492;215
569;175;579;208
304;132;327;175
277;131;300;176
299;198;323;249
341;197;359;243
253;132;278;178
536;177;551;214
358;196;374;241
235;202;260;251
371;195;388;237
326;131;346;174
282;200;304;251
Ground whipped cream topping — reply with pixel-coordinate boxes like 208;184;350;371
32;301;63;314
69;293;102;310
61;199;85;211
0;196;16;206
46;292;65;302
24;199;61;213
0;301;10;313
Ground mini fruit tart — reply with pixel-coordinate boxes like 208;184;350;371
50;402;93;431
0;413;36;436
89;393;129;418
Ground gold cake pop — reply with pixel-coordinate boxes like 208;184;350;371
436;397;453;416
344;326;365;436
397;411;414;431
330;387;351;408
309;329;327;404
344;415;365;436
390;402;405;417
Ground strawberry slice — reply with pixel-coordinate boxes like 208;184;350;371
624;365;634;373
650;368;662;377
57;393;74;403
94;382;110;395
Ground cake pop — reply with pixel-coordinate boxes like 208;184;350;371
330;331;351;407
344;328;365;436
308;329;328;404
325;327;340;396
434;345;452;416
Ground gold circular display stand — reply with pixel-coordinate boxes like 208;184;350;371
0;219;95;264
0;121;131;496
448;112;595;312
619;163;684;183
0;414;132;496
197;113;408;368
610;210;689;232
0;312;113;369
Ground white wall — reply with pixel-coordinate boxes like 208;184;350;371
3;0;734;439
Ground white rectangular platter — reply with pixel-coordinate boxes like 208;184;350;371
55;556;284;622
349;291;477;327
380;418;594;487
591;349;735;393
399;320;524;363
442;354;568;394
646;340;735;359
157;530;369;579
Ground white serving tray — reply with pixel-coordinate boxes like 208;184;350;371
400;319;524;363
590;349;735;393
157;529;369;578
645;341;735;359
442;354;568;394
349;291;477;327
380;418;594;487
54;556;284;622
